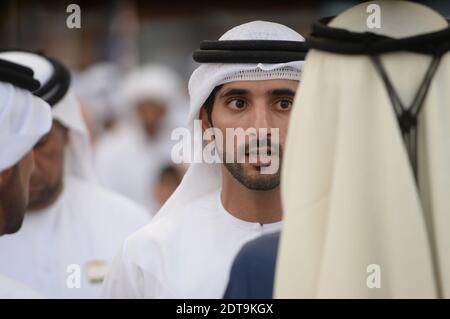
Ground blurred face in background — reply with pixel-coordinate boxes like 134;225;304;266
28;121;68;211
153;164;186;209
135;100;167;139
0;151;35;234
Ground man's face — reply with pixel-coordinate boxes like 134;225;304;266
201;79;298;190
136;100;167;139
28;121;68;211
0;151;35;235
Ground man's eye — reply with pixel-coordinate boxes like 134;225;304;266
227;99;246;110
276;99;293;110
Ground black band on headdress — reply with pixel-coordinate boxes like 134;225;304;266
193;40;308;63
308;16;450;55
0;58;40;91
33;57;71;106
0;49;71;106
307;16;450;181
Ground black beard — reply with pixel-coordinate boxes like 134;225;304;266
28;176;63;211
223;161;281;191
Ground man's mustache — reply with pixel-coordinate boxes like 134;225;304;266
239;139;280;156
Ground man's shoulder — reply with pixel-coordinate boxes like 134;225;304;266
225;232;280;299
139;189;219;231
117;216;177;271
237;232;280;266
121;191;220;260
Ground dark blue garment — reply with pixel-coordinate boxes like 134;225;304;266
223;231;280;299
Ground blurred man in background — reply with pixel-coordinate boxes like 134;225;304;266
0;58;52;298
73;63;122;143
0;51;149;298
94;64;187;216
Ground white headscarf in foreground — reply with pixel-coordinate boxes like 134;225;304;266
0;52;96;182
153;20;305;220
0;82;51;171
276;1;450;298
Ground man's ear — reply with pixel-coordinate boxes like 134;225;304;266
199;107;215;143
199;107;211;132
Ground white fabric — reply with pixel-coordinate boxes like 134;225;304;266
72;63;121;135
101;190;281;298
0;51;96;181
101;20;304;298
0;83;52;171
275;1;450;298
53;90;97;182
0;175;149;299
0;274;42;299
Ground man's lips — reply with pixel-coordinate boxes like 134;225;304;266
245;147;273;156
245;148;276;166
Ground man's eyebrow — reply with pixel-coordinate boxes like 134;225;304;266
219;88;250;98
268;88;296;97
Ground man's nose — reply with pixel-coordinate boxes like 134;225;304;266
251;102;271;131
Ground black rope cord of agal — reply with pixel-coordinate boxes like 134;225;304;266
33;57;71;107
0;49;71;107
193;40;309;63
0;58;40;92
307;16;450;181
